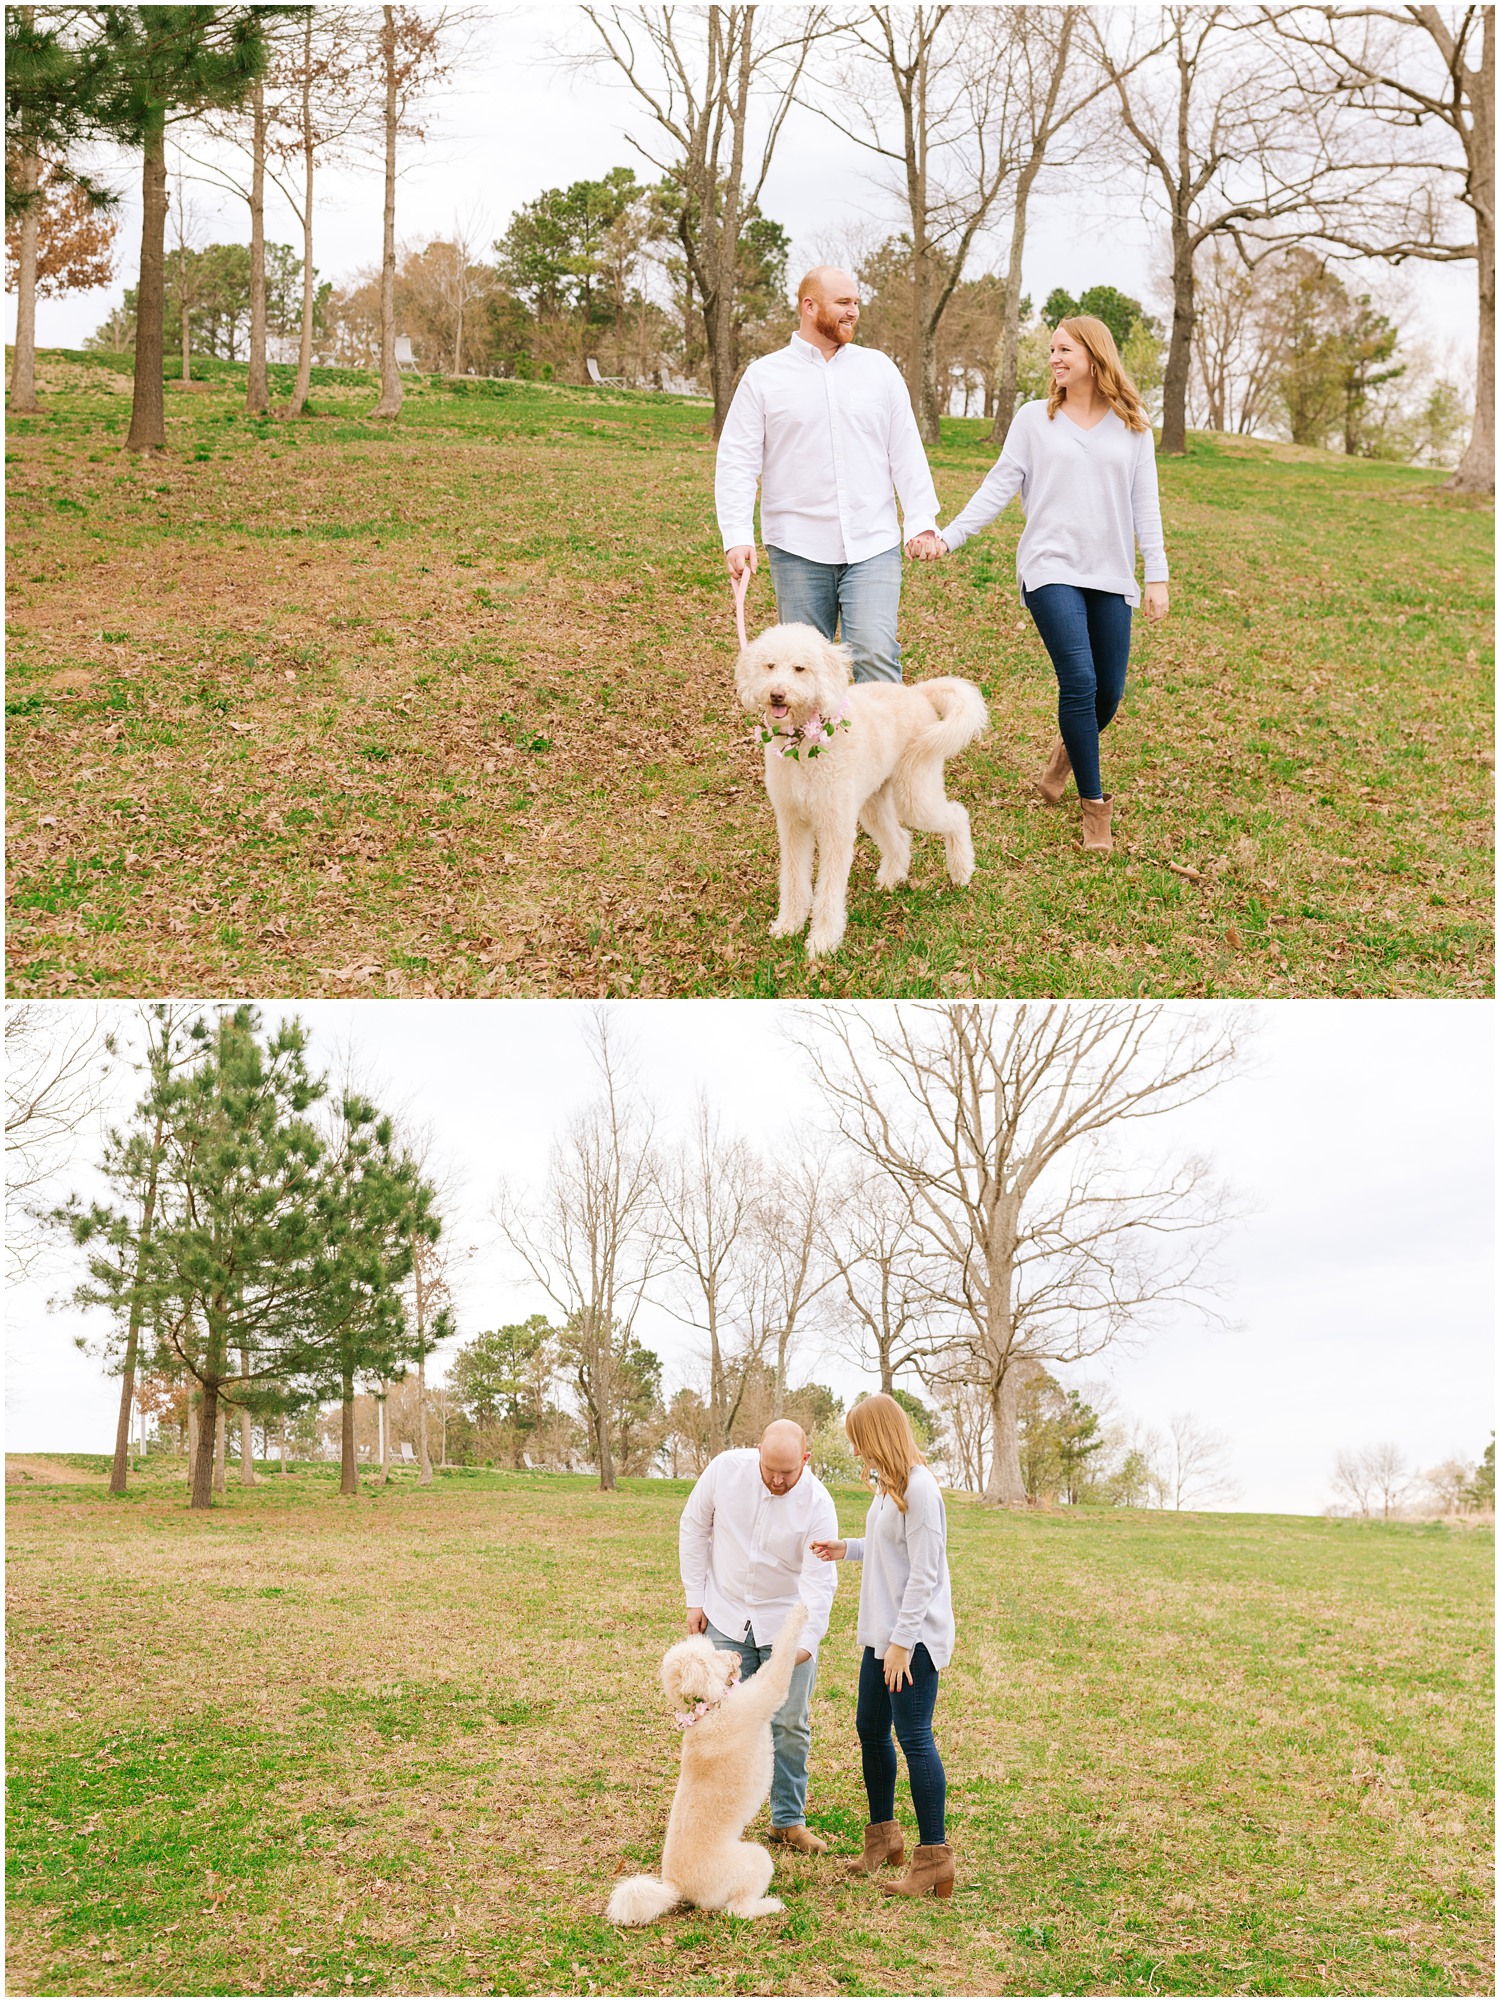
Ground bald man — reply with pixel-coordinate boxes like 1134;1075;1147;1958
678;1420;840;1853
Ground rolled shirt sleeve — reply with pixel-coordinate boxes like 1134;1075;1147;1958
1132;429;1169;583
886;367;941;542
678;1457;717;1606
714;373;766;551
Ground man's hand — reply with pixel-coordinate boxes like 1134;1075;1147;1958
1143;581;1169;622
904;530;945;561
795;1649;812;1665
725;544;757;581
686;1606;708;1636
882;1643;912;1691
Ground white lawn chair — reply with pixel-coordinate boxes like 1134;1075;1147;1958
395;336;419;373
398;1441;417;1463
586;356;626;388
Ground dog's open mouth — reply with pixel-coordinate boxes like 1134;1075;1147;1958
765;700;791;720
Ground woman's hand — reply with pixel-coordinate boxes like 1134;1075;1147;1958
809;1539;847;1562
1143;582;1169;622
882;1643;912;1691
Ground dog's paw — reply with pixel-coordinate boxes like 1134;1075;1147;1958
768;914;806;939
874;862;910;890
804;927;844;959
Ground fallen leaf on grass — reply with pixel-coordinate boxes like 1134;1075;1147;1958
1226;927;1244;949
1167;862;1203;883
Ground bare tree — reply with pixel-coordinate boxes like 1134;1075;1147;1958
396;1118;462;1487
1419;1455;1473;1514
653;1098;763;1453
802;1002;1242;1507
1331;1439;1413;1517
1091;7;1333;455
828;1172;942;1393
988;6;1114;441
5;1003;111;1281
579;4;827;435
1265;5;1493;492
1149;1409;1239;1509
367;6;460;420
493;1013;658;1492
815;5;1025;441
746;1148;840;1416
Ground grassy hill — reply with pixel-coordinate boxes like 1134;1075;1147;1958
5;1455;1492;1995
5;350;1492;999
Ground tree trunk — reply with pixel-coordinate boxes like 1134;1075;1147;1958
246;79;268;414
417;1349;433;1485
127;109;169;451
10;142;41;413
285;17;316;418
340;1371;359;1494
1159;221;1195;456
377;1381;390;1485
708;24;751;440
370;6;403;419
983;1366;1029;1506
190;1380;219;1510
1441;35;1489;492
213;1401;227;1493
990;159;1041;445
187;1394;199;1488
280;1412;289;1476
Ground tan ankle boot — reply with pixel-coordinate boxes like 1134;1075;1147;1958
1079;794;1113;854
1037;735;1071;804
846;1820;905;1876
880;1841;955;1898
768;1824;827;1855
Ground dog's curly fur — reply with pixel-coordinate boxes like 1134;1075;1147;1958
735;623;989;958
606;1604;809;1926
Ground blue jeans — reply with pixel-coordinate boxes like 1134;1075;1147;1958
1022;583;1132;800
705;1618;819;1828
856;1643;946;1846
765;543;903;683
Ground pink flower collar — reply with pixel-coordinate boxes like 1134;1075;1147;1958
673;1694;726;1731
755;700;852;761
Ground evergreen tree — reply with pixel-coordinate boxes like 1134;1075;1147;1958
83;7;270;448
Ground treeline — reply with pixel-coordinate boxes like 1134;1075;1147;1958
6;7;1489;487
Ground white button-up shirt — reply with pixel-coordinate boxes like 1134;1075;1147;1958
715;334;941;566
679;1447;839;1657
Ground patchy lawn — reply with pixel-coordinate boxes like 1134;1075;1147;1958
5;351;1492;998
5;1458;1494;1995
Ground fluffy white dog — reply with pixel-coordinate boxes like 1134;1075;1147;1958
734;623;989;958
606;1603;809;1926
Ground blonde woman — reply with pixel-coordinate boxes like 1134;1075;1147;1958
810;1393;956;1900
918;315;1170;856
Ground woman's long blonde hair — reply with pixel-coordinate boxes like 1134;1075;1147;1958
845;1393;925;1514
1046;314;1150;433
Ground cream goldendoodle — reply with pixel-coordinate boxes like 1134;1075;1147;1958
606;1603;809;1926
734;624;989;958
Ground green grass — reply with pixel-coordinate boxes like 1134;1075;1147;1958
4;347;1493;998
5;1456;1493;1995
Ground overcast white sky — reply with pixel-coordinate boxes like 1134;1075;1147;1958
6;4;1476;371
6;999;1493;1517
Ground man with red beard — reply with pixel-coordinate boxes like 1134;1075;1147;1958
716;266;943;685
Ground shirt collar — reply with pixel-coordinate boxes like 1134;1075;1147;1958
790;332;836;366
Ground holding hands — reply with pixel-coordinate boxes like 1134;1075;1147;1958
904;530;947;562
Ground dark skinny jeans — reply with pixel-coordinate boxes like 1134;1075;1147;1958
1022;582;1133;801
856;1642;946;1846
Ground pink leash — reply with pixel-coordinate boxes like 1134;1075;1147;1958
732;564;752;649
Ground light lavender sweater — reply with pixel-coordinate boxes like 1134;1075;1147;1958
842;1464;955;1670
941;398;1169;607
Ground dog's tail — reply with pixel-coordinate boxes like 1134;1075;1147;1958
895;677;989;804
607;1875;682;1926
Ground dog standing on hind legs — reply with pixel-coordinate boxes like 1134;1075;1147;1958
734;624;988;959
607;1604;809;1925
